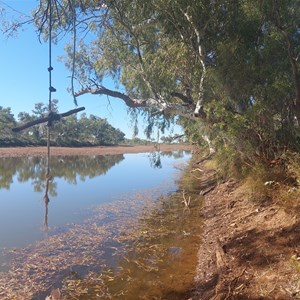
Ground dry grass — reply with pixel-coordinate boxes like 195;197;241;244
192;151;300;300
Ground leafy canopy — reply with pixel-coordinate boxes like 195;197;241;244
2;0;300;168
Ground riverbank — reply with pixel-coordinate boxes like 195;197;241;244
0;144;193;157
3;144;299;299
191;154;300;300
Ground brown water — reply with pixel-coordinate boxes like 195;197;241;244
56;192;204;300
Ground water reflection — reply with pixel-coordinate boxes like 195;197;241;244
0;151;187;190
0;150;192;299
0;155;124;190
38;154;124;236
148;149;187;169
0;150;189;250
43;174;52;234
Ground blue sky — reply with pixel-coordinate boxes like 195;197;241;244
0;0;182;139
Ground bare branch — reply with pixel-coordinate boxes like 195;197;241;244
12;107;85;132
74;85;199;120
75;86;154;108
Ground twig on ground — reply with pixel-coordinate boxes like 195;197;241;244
182;190;191;208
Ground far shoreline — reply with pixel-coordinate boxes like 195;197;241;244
0;144;194;158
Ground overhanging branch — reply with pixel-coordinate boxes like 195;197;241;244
75;85;199;120
75;86;151;108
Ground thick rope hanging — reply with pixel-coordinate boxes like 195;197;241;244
12;0;85;135
47;0;55;169
71;0;78;106
48;0;55;112
10;0;85;235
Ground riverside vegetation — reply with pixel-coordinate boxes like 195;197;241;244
191;150;300;300
2;1;300;298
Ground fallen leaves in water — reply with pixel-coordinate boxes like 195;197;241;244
0;180;203;299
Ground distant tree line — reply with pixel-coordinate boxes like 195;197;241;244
0;100;125;147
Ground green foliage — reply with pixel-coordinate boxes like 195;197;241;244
5;0;300;173
0;107;16;140
0;101;125;147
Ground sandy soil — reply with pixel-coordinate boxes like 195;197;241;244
0;144;194;158
192;157;300;300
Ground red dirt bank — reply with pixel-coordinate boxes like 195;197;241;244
192;157;300;300
0;144;193;158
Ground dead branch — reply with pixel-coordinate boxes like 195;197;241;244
191;167;204;173
12;107;85;132
224;267;247;300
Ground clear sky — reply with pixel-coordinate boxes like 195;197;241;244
0;0;182;139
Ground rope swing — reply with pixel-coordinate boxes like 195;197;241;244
11;0;85;235
47;0;55;167
12;0;85;151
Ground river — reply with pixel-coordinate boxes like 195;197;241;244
0;150;203;299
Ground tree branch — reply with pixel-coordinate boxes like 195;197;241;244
170;92;193;105
74;86;199;120
75;86;153;108
181;9;207;117
12;107;85;132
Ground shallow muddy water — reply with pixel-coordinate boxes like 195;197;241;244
0;150;203;299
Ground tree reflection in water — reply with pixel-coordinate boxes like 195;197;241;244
0;151;186;190
0;150;191;299
0;154;125;234
0;154;125;190
0;150;187;234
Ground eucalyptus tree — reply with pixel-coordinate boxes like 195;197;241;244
28;1;220;117
0;107;17;145
260;0;300;120
54;114;81;145
208;0;300;162
3;0;300;167
17;100;59;144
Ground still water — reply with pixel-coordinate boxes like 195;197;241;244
0;150;203;299
0;151;190;250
